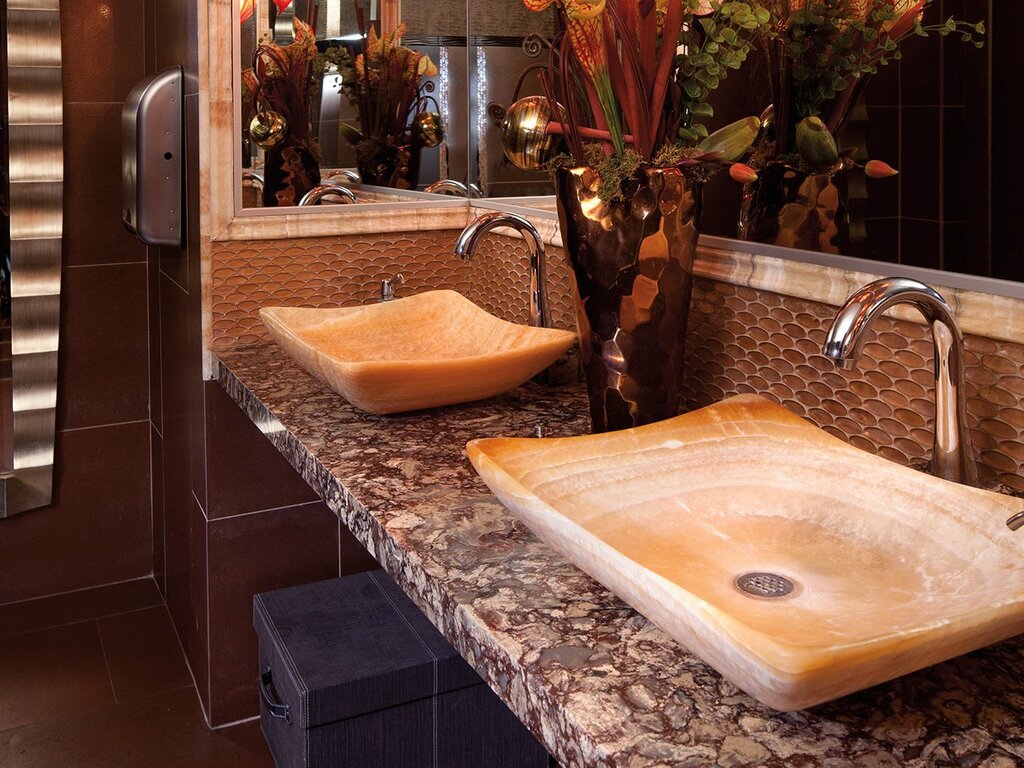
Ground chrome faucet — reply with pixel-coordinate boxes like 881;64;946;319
380;274;404;303
299;184;357;206
242;170;264;192
823;277;977;486
323;168;361;184
424;179;481;198
455;212;550;328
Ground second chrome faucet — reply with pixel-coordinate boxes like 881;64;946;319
823;277;977;486
455;212;551;330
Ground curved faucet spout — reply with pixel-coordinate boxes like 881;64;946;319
299;184;357;206
455;212;550;329
822;277;977;486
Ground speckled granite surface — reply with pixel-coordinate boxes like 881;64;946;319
217;343;1024;768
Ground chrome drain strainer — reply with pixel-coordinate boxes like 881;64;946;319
735;572;797;599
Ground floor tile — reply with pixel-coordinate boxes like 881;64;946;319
0;622;114;732
0;579;161;640
97;606;193;702
0;686;273;768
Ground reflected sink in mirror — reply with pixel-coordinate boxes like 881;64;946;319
260;290;576;415
468;394;1024;711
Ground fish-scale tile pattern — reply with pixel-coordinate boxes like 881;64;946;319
211;232;577;350
682;278;1024;493
463;236;575;331
212;235;1024;491
211;232;473;349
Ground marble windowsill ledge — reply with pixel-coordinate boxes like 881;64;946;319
216;342;1024;768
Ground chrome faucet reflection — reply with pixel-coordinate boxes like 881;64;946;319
455;212;550;329
823;277;977;486
323;169;360;185
424;180;482;198
299;184;357;206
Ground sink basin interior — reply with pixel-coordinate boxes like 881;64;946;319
468;394;1024;710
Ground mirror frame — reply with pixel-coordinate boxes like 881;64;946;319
1;0;64;517
204;0;471;243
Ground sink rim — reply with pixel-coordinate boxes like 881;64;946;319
467;394;1024;710
259;290;577;369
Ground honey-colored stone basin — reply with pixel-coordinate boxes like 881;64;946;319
467;394;1024;711
260;291;576;415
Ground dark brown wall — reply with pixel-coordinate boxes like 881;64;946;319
149;2;379;728
0;0;154;605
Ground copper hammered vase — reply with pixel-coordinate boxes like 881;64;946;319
556;166;701;433
737;163;846;254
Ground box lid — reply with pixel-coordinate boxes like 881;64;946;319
254;571;482;728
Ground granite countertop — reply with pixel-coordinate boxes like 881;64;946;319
217;342;1024;768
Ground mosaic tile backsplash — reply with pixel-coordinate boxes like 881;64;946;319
211;234;1024;492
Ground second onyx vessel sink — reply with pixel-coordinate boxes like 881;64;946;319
468;394;1024;711
260;291;576;415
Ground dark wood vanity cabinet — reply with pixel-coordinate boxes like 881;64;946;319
254;572;552;768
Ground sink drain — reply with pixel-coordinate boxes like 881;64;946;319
735;572;797;599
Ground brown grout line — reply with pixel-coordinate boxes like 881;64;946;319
57;418;150;435
93;620;118;706
0;575;158;610
204;499;323;525
65;261;147;270
157;598;212;728
0;604;163;642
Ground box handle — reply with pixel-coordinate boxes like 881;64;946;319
259;667;292;724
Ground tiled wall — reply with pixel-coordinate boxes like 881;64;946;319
211;233;1024;499
148;0;381;729
0;0;153;606
210;230;576;350
862;0;994;276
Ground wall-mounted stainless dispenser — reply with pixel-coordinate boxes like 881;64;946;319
122;66;184;247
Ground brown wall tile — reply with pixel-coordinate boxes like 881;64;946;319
60;0;146;104
0;422;152;605
57;263;149;431
204;382;318;520
62;102;147;267
207;502;339;725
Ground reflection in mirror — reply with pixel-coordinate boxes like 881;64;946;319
238;0;468;207
467;4;558;198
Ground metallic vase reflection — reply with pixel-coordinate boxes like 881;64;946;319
556;166;701;433
738;164;846;254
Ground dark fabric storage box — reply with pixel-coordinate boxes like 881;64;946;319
254;571;551;768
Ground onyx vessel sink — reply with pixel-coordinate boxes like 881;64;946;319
468;394;1024;711
260;290;576;415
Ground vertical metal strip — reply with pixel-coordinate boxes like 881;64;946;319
1;0;63;517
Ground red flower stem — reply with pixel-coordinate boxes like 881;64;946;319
547;122;636;145
648;0;683;149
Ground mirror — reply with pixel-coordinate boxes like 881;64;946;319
237;0;469;207
229;2;1022;285
1;0;64;516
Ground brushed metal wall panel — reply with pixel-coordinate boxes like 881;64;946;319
6;9;62;68
8;239;61;297
8;0;60;11
8;182;62;240
2;2;63;517
9;297;60;355
7;125;63;182
6;67;62;125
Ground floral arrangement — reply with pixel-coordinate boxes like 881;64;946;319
242;17;323;205
745;0;984;175
522;0;773;199
337;11;444;186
